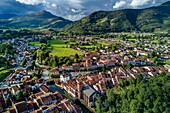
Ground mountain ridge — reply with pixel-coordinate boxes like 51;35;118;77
63;1;170;33
0;10;72;29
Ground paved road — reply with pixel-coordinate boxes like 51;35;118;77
35;60;50;69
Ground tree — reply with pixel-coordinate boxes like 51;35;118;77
95;96;103;113
94;73;170;113
66;60;72;65
30;60;35;68
52;61;57;68
32;76;38;80
130;100;143;113
50;73;60;78
75;53;79;59
31;73;36;78
102;66;106;72
145;99;152;109
21;58;27;66
16;90;27;101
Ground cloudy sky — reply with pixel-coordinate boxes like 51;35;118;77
0;0;169;21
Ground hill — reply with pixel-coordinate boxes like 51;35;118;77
63;1;170;33
0;10;72;29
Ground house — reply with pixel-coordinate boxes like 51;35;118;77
9;108;17;113
89;65;98;70
62;65;73;71
58;99;82;113
31;104;59;113
164;65;170;72
148;72;158;77
76;79;97;107
111;56;118;62
134;59;146;65
104;61;115;67
34;93;54;106
0;102;3;113
126;69;136;79
13;101;35;113
137;51;148;56
160;54;170;59
82;85;96;107
60;74;71;83
50;68;59;75
97;62;105;67
143;66;155;72
72;64;80;70
11;85;20;96
28;70;39;75
62;79;77;97
40;85;51;93
1;88;11;99
53;91;64;101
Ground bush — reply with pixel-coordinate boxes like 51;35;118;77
49;73;60;78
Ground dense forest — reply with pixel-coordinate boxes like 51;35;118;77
95;73;170;113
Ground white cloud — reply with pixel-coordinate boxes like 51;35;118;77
52;3;56;7
113;1;127;9
15;0;84;20
130;0;151;7
14;0;169;21
16;0;46;5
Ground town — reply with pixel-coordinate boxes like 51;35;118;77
0;30;170;113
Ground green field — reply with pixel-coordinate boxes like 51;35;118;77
97;41;110;46
165;60;170;65
51;48;82;57
29;41;43;46
30;40;83;57
80;45;96;49
49;40;82;57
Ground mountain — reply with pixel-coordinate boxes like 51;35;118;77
63;1;170;33
0;14;17;19
0;10;72;29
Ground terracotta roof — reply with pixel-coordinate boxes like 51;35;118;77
12;85;19;92
9;108;17;113
40;85;51;93
15;101;28;113
40;94;53;104
50;68;59;73
34;92;45;98
53;91;64;100
30;109;43;113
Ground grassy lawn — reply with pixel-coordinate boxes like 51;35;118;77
49;40;83;57
69;42;76;45
29;41;43;46
165;60;170;65
127;38;136;41
0;70;11;82
80;45;96;49
51;48;82;57
97;41;109;46
30;40;83;57
152;40;159;44
49;40;65;45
